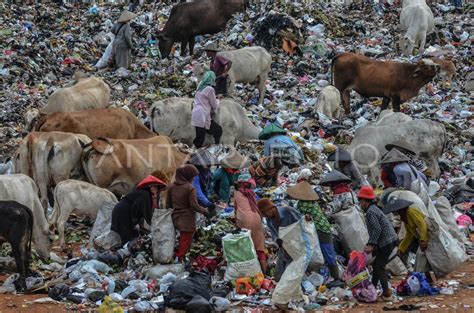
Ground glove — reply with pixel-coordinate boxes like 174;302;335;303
276;238;283;248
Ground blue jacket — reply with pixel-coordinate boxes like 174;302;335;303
192;176;213;208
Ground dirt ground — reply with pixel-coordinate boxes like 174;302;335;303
0;257;473;313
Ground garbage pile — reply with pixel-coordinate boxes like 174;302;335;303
0;0;473;312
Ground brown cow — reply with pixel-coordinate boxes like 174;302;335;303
158;0;245;58
81;136;189;195
331;53;440;114
34;108;155;140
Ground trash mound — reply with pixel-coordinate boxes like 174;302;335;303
0;0;473;312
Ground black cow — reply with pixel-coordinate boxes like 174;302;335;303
0;201;34;292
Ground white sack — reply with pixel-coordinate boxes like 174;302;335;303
271;219;318;305
151;209;175;264
332;207;369;254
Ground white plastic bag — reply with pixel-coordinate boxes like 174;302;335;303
271;219;318;305
152;209;175;264
425;217;468;277
93;230;121;251
433;196;467;244
386;247;407;276
307;231;324;271
222;231;261;281
89;201;115;244
414;250;430;273
332;207;369;254
94;35;114;69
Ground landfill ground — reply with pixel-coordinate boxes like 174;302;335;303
1;0;473;312
0;258;473;312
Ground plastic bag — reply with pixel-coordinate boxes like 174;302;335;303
90;202;116;245
93;230;121;251
425;217;468;277
343;251;377;303
146;263;185;280
210;296;231;312
433;196;468;244
271;219;318;305
222;231;262;281
185;295;212;313
414;251;430;273
152;209;175;264
386;256;408;276
332;207;369;255
169;271;211;310
98;295;124;313
307;231;324;272
94;36;114;69
407;275;420;295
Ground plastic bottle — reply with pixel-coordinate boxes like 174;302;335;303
121;285;137;299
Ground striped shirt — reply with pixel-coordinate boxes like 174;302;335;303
365;204;398;248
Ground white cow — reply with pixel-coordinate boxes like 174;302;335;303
315;86;341;119
348;119;446;184
368;110;413;126
25;76;110;130
150;97;261;146
194;46;272;104
0;174;51;259
15;132;91;209
399;0;434;56
49;180;118;248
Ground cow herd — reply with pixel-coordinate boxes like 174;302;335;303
0;0;456;292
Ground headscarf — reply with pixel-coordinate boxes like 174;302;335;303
236;175;259;213
175;164;199;185
197;71;216;92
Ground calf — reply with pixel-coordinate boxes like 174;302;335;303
315;86;341;119
429;57;456;88
49;180;118;248
0;201;33;292
332;53;439;114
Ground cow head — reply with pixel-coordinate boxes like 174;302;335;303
399;35;415;56
193;63;207;83
157;33;174;59
412;59;440;79
24;108;42;132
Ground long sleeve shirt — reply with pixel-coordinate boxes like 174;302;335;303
191;86;220;129
399;207;429;253
266;206;302;241
192;176;213;208
365;204;398;248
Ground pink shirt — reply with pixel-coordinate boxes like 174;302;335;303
191;86;219;129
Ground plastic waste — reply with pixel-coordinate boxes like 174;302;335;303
210;296;231;312
146;264;185;280
98;296;124;313
121;286;137;299
308;272;325;287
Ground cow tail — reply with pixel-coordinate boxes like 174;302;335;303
50;185;60;226
330;53;343;86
